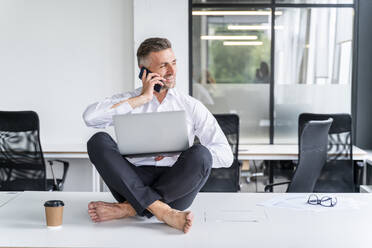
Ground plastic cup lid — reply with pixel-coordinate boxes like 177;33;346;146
44;200;65;207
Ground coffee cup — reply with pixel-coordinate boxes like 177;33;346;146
44;200;64;228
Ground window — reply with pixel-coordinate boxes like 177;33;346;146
274;7;354;143
191;0;355;144
192;8;272;143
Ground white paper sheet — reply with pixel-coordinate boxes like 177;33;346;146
257;194;364;212
0;192;21;208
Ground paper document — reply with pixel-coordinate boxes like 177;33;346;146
257;194;364;212
0;192;21;208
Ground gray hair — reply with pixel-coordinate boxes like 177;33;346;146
136;37;172;66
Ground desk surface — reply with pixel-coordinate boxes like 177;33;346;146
43;144;88;158
238;144;367;160
43;144;368;161
1;191;372;248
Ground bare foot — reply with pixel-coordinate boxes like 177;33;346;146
88;201;136;222
161;209;194;233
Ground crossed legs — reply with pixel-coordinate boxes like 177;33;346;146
86;132;212;233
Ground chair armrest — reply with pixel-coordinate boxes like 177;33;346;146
47;159;70;190
264;181;291;192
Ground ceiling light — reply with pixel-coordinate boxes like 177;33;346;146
227;25;284;30
192;11;283;16
201;35;258;40
223;41;263;46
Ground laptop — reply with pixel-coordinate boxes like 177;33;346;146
113;111;190;157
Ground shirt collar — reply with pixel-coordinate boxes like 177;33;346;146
166;87;177;97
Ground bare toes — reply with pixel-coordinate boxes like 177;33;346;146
186;221;192;226
184;212;193;233
89;201;106;208
186;212;194;221
88;202;98;209
88;209;96;215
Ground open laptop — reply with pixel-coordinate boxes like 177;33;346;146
113;111;190;157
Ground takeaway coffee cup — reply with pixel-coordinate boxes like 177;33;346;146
44;200;64;228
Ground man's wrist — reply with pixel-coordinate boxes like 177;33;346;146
126;94;150;109
139;94;151;104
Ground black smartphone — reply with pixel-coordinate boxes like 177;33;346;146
138;67;162;93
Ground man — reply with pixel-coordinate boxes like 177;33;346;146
83;38;233;233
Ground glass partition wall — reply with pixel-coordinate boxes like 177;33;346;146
192;8;272;143
274;7;354;143
191;0;355;144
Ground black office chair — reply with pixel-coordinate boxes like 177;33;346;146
0;111;69;191
265;118;333;192
299;113;358;192
200;114;240;192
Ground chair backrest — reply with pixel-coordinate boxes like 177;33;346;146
200;114;240;192
287;118;333;192
0;111;47;191
299;113;354;192
213;114;239;160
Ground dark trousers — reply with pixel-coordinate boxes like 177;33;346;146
87;132;212;218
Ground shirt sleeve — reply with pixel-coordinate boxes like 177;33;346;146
82;93;133;129
193;100;234;168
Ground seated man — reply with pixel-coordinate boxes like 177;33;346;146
83;37;233;233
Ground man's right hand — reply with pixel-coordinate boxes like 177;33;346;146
110;69;165;110
140;69;165;102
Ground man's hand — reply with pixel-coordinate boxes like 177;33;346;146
154;155;165;161
141;69;165;102
110;69;165;110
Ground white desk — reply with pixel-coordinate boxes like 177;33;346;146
43;144;368;161
42;144;368;192
43;144;88;159
1;191;372;247
238;145;368;188
238;144;368;161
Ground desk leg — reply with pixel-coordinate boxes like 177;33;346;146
268;161;274;192
354;160;365;191
367;160;372;185
91;165;103;192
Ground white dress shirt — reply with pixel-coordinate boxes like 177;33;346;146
83;87;233;168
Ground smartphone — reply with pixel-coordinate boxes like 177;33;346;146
138;67;162;93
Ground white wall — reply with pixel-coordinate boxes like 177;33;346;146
133;0;189;94
0;0;189;191
0;0;134;191
0;0;134;149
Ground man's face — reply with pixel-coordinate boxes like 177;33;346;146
145;48;177;90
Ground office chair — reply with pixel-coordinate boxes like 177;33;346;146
200;114;240;192
299;113;358;192
265;118;333;192
0;111;69;191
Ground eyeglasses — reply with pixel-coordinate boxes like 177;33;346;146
307;194;337;207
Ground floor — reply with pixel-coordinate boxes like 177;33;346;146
239;160;294;193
